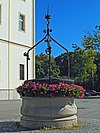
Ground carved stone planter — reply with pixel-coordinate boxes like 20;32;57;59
20;97;77;129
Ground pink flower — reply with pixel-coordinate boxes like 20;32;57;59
40;92;43;95
22;84;29;89
32;85;37;90
51;87;55;91
79;93;85;99
17;81;86;98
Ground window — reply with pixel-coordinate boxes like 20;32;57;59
19;14;25;31
20;64;24;80
0;4;1;24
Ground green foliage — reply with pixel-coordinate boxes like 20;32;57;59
80;26;100;89
55;53;69;77
82;26;100;51
94;52;100;90
35;53;60;78
71;46;97;83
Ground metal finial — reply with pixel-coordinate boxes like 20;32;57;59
45;5;51;20
45;14;51;20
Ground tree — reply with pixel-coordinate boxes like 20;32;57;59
81;26;100;89
55;53;69;78
82;26;100;51
35;53;60;78
94;52;100;90
71;45;96;84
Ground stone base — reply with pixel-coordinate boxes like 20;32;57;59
20;97;77;129
21;115;77;129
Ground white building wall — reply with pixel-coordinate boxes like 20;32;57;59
0;41;9;100
8;43;34;100
0;0;9;40
0;0;35;100
9;44;33;88
0;42;8;88
10;0;33;47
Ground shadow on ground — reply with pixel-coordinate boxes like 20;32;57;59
0;121;30;132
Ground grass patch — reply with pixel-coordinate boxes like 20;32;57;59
40;121;88;131
84;95;100;99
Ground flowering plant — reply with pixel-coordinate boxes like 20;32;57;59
16;81;85;98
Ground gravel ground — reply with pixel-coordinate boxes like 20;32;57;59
0;118;100;133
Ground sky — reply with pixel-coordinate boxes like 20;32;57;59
35;0;100;57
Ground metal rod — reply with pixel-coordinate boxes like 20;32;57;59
67;54;70;79
24;35;47;81
27;54;29;81
45;13;52;83
50;36;69;78
48;45;51;83
27;36;47;53
50;36;68;53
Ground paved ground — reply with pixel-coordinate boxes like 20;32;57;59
76;99;100;120
0;99;100;121
0;100;21;121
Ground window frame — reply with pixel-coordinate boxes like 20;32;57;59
20;64;24;80
19;13;25;31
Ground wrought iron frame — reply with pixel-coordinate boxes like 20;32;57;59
24;13;69;83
